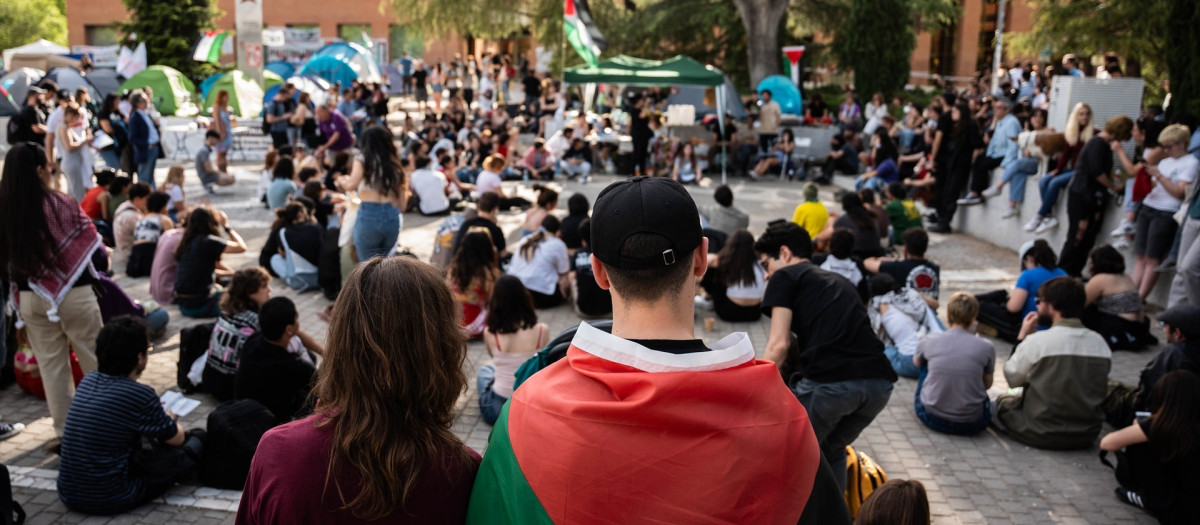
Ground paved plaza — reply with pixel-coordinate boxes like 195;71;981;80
0;156;1159;524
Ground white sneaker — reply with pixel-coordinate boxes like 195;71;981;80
982;186;1002;199
1111;220;1136;238
1034;216;1059;233
1023;216;1043;232
1001;207;1019;219
1112;238;1132;251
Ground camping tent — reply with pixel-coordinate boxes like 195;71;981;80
86;69;123;99
41;67;100;101
297;56;364;89
309;42;382;84
119;65;199;116
0;68;45;107
262;70;283;91
202;70;263;118
3;39;70;71
755;75;802;115
265;61;295;80
0;87;20;117
199;73;223;100
289;75;331;106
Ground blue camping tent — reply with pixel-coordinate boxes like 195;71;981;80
310;42;382;83
289;75;331;106
265;61;295;80
200;73;223;100
297;56;362;89
755;75;802;115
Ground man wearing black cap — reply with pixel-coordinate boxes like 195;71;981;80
467;177;850;524
755;220;897;491
1104;304;1200;427
8;86;48;146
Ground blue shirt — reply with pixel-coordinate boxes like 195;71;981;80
138;110;159;144
268;177;295;210
400;57;413;76
57;373;178;514
1015;266;1067;318
987;113;1021;166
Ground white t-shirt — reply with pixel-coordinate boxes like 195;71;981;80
163;183;184;212
507;236;569;295
726;264;766;300
409;168;450;214
45;107;65;158
476;169;503;196
1143;155;1200;212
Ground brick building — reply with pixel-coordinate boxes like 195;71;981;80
910;0;1036;86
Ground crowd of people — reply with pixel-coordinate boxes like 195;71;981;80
0;50;1198;525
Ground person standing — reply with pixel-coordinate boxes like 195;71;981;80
128;92;161;189
758;89;782;154
208;90;234;174
1059;116;1133;276
8;87;48;146
335;127;407;261
628;94;653;177
266;85;294;149
57;105;94;202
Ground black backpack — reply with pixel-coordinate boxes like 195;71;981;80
177;322;216;394
512;320;613;391
1;464;24;525
5;118;22;145
200;399;276;490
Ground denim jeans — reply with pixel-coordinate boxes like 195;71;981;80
884;346;920;378
99;149;122;172
913;366;991;435
144;308;170;335
456;167;480;184
476;365;507;425
270;254;320;291
793;377;894;491
855;175;886;194
1037;170;1073;217
353;201;401;262
1002;157;1039;203
137;145;159;190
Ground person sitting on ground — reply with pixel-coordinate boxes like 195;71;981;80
235;297;317;425
507;215;570;308
469;177;850;524
173;205;248;318
883;183;924;246
237;257;480;524
149;213;185;305
869;273;943;378
159;166;187;222
855;128;900;193
854;479;931;525
821;131;861;180
268;202;323;292
57;316;203;515
835;192;886;259
698;229;766;322
112;181;151;273
521;185;558;237
198;268;272;400
522;138;556;181
570;218;613;318
302;180;339;229
859;188;890;243
103;175;131;223
126;191;174;277
1100;370;1200;524
267;156;296;211
700;184;750;237
1103;304;1200;429
477;275;549;424
195;130;236;194
864;228;940;307
561;137;593;183
475;155;531;210
560;193;591;252
792;182;831;242
452;192;507;257
409;156;456;216
812;228;871;303
995;276;1112;449
80;169;115;222
674;142;705;184
757;220;897;492
1083;244;1155;350
448;231;501;338
975;239;1065;342
912;292;995;435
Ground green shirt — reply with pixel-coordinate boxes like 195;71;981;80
884;199;923;244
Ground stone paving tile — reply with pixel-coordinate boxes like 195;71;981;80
1;154;1159;523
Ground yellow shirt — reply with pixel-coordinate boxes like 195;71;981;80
792;201;829;240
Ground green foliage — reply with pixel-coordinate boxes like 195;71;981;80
389;0;529;40
0;0;67;52
832;0;916;96
118;0;221;84
1164;0;1200;118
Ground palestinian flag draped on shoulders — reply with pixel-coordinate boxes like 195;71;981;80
466;322;850;524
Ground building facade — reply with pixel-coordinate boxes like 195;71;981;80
909;0;1035;86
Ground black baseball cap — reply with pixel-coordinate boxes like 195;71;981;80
591;177;703;270
1159;305;1200;339
56;89;72;101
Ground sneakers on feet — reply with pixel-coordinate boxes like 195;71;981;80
1156;259;1177;273
1112;238;1132;251
1114;488;1147;509
982;186;1002;198
1023;216;1043;232
1034;217;1059;234
1111;220;1136;238
0;422;24;441
927;224;951;234
957;194;983;205
1001;207;1019;219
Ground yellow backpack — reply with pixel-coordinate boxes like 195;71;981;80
844;445;888;518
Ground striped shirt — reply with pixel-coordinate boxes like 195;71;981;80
57;372;178;514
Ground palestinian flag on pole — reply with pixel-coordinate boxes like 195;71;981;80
466;322;838;524
193;30;232;63
564;0;605;67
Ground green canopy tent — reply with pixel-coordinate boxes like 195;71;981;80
563;55;731;182
118;65;199;116
262;70;283;91
202;70;264;119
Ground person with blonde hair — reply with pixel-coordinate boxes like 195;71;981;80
237;256;480;523
913;292;995;435
474;154;530;210
1129;124;1197;298
1026;103;1097;233
161;165;187;222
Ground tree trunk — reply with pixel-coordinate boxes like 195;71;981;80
732;0;790;88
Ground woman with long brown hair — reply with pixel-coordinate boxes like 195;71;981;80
237;256;479;523
173;205;248;318
448;231;501;338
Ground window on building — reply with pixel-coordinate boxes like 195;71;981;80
388;25;424;60
929;24;957;80
85;25;119;46
339;24;371;45
975;0;1004;73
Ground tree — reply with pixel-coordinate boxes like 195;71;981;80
0;0;67;53
118;0;221;82
832;0;914;96
730;0;789;88
1163;0;1200;118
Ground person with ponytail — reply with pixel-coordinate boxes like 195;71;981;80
507;215;570;308
268;202;323;292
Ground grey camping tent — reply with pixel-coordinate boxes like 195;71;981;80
41;67;99;101
85;69;123;99
0;67;45;107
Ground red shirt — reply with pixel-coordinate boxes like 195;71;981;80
236;414;480;525
80;186;105;220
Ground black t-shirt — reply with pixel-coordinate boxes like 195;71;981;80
234;333;316;423
522;76;541;99
761;262;897;384
412;69;427;90
706;120;736;142
175;235;227;298
878;258;941;299
808;100;829;119
628;338;707;354
1069;135;1114;196
629;108;651;139
934;112;954;159
560;214;587;249
13;105;46;143
281;222;323;267
572;248;612;316
313;196;335;229
563;145;592;163
452;217;506;256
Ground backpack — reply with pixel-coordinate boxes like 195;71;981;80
200;399;277;490
318;225;342;301
177;322;216;394
5;118;21;145
1;464;24;525
430;212;469;270
512;320;613;392
844;445;888;519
